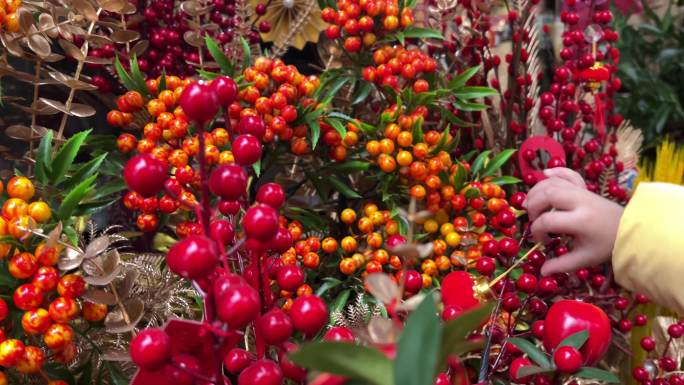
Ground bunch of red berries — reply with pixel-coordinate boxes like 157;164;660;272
321;0;414;52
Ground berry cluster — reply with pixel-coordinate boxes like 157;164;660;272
0;176;107;383
321;0;414;52
363;45;436;91
0;0;21;32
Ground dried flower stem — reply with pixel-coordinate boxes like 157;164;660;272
28;59;41;176
56;8;102;140
121;14;130;54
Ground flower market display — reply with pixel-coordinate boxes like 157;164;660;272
0;0;679;383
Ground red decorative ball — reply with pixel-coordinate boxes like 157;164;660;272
0;299;7;321
224;348;255;374
13;284;43;311
442;271;479;311
290;295;328;336
213;273;248;300
244;204;279;242
179;81;219;124
238;359;284;385
211;76;238;107
278;342;307;381
232;134;263;165
130;328;172;370
324;326;355;342
553;346;582;373
238;115;267;140
209;164;247;201
124;154;167;197
403;270;423;293
165;354;200;385
256;183;285;209
217;284;260;329
270;228;293;253
510;357;533;383
276;265;305;291
210;220;235;245
258;308;293;345
166;235;219;280
543;300;611;365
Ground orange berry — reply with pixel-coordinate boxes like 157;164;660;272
6;177;34;202
0;339;25;366
366;140;381;156
396;150;413;166
297;284;313;297
363;203;378;216
397;131;413;147
425;174;441;190
302;252;320;268
8;215;34;239
413;143;428;159
27;201;50;223
409;161;428;181
341;236;358;253
373;249;389;264
378;154;396;172
366;232;383;248
384;123;400;139
43;323;73;351
410;184;426;200
357;217;374;234
340;208;356;225
365;260;383;273
422;274;433;288
339;258;357;275
421;259;437;275
21;308;51;335
379;138;395;154
435;255;451;271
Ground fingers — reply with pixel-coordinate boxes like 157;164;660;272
543;168;586;189
530;211;579;242
540;250;591;276
525;178;581;221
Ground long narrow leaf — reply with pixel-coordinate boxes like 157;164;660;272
52;130;91;185
35;130;54;185
113;56;138;93
506;338;551;368
56;175;97;220
481;149;517;178
470;150;491;176
205;35;234;76
62;153;107;191
449;66;481;90
395;296;442;385
327;176;362;199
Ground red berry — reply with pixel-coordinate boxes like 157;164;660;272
553;346;582;373
510;357;533;383
210;220;235;245
516;273;537;293
165;354;200;385
256;183;285;209
238;359;284;385
442;305;463;321
640;337;656;351
324;326;355;342
276;265;305;291
531;320;545;338
668;323;684;338
498;237;519;257
13;284;43;311
633;367;649;382
244;204;279;242
166;235;218;280
211;76;238;106
232;134;262;165
124;154;167;197
538;277;558;295
403;270;423;293
258;308;293;345
270;228;293;253
219;200;241;216
0;299;7;321
290;295;328;336
475;257;495;276
209;164;248;201
224;348;255;374
278;342;307;381
179;81;219;124
217;284;260;329
213;273;247;300
238;115;267;139
130;328;171;370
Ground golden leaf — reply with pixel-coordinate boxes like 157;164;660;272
183;30;203;47
365;273;400;305
96;0;126;12
69;103;96;117
0;34;25;57
72;0;98;21
104;298;144;333
367;317;399;345
110;28;139;43
18;8;34;33
82;289;118;305
130;39;148;56
58;39;85;61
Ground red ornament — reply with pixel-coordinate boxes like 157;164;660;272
166;235;219;280
543;300;611;365
211;76;238;107
257;308;293;345
224;348;255;374
518;136;566;183
324;327;355;342
256;183;285;209
290;295;328;336
178;82;219;124
441;271;479;311
124;154;168;197
553;346;582;373
130;328;172;370
244;204;279;242
232;134;263;165
238;359;284;385
217;284;260;329
276;265;305;291
209;164;247;201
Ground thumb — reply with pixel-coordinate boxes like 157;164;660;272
540;250;590;276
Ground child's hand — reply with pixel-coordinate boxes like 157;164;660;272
524;168;625;276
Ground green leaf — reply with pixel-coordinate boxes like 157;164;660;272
329;160;370;172
402;26;444;40
470;150;491;176
73;198;116;216
429;132;450;156
158;69;167;92
62;153;107;191
488;176;521;186
35;129;54;185
396;31;405;45
253;158;261;177
290;342;394;385
205;35;234;76
196;69;220;80
412;117;424;144
113;56;139;93
452;163;467;191
327;175;362;199
43;362;76;385
77;359;93;385
439;303;493;367
464;187;479;199
574;367;621;383
129;54;151;98
558;330;589;350
321;76;350;105
52;129;92;185
240;37;251;70
308;117;321;149
105;362;130;385
449;66;481;90
353;81;373;104
481;149;516;178
453;86;497;100
315;277;342;296
516;365;555;378
92;179;127;200
325;118;347;139
506;338;551;368
332;289;351;313
56;175;97;220
395;296;441;385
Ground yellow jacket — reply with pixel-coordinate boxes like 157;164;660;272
613;182;684;314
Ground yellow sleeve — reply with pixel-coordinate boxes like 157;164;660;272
613;182;684;314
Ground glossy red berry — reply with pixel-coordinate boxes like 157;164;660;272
238;359;283;385
211;76;238;106
244;204;279;242
256;183;285;209
516;273;537;293
324;326;355;342
475;257;495;276
403;270;423;293
219;200;241;216
179;81;219;124
668;323;684;338
553;346;582;373
278;342;307;381
238;115;267;140
130;328;171;370
276;265;305;291
290;295;328;336
510;357;533;383
258;308;293;345
232;134;262;165
217;284;260;329
123;154;167;197
0;299;7;321
213;273;247;300
210;220;235;245
270;228;293;253
165;353;200;385
166;235;218;280
13;284;43;311
224;348;255;374
209;164;248;201
640;337;656;351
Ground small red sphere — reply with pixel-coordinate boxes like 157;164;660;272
123;154;167;197
238;359;284;385
510;357;533;383
403;269;423;293
324;326;355;342
256;183;285;209
211;76;238;107
166;235;219;280
224;348;255;374
276;265;305;291
210;220;235;245
179;81;219;124
130;328;172;370
290;295;328;336
217;284;260;329
244;204;279;242
238;115;267;140
553;346;582;373
258;308;293;345
232;134;263;165
209;164;248;201
13;284;43;311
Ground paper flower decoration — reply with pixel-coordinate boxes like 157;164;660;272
252;0;327;51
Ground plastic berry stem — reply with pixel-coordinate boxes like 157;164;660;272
196;123;212;237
